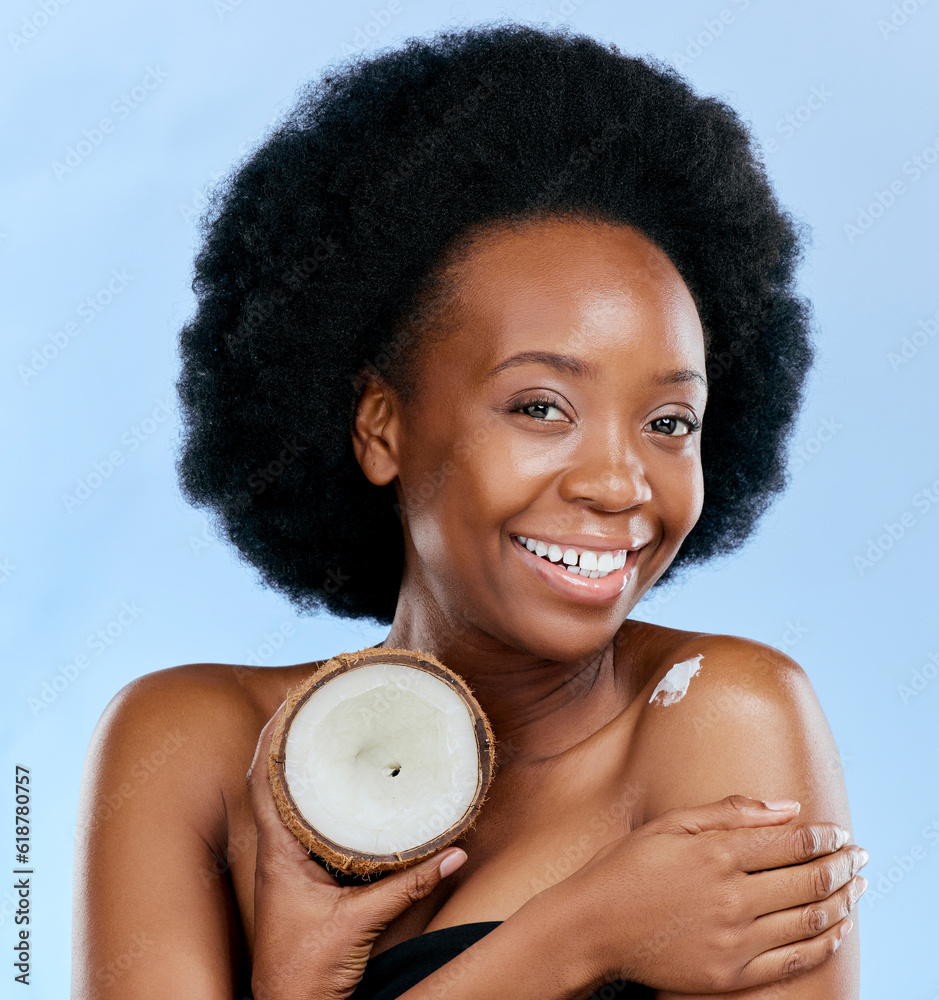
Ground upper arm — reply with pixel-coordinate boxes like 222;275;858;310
71;666;250;999
630;635;858;1000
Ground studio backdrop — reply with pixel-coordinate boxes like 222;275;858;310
2;0;937;996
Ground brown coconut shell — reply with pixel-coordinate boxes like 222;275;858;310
269;646;496;879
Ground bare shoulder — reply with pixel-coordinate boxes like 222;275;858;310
80;663;274;853
90;662;268;758
73;661;321;998
626;631;851;831
618;631;860;998
85;659;320;805
97;661;260;729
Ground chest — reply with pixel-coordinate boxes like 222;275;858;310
225;744;643;961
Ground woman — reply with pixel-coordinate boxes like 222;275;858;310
72;22;866;1000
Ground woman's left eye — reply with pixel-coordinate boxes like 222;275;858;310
648;415;700;437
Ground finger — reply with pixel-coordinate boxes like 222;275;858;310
736;914;854;989
731;821;854;873
748;872;866;955
748;844;868;914
247;703;338;887
654;794;802;836
347;849;468;933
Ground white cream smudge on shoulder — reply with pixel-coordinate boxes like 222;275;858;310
648;654;704;706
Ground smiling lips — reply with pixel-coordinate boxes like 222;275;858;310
511;533;643;603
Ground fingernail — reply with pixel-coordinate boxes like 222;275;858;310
857;848;869;868
840;918;854;939
856;876;868;896
762;798;800;811
836;827;850;848
439;850;467;878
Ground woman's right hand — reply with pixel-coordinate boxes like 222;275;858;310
545;794;868;995
247;707;468;1000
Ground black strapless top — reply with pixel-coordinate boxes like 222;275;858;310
347;921;652;1000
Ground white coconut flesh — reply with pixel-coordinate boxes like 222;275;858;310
283;660;483;856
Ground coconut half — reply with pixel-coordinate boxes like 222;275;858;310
269;646;495;883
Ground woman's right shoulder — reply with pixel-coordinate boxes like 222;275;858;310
82;661;325;839
90;659;324;764
74;661;322;998
100;662;263;723
93;663;266;757
81;666;258;848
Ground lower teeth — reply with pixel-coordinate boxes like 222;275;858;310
564;565;609;578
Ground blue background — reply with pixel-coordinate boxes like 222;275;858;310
2;0;937;995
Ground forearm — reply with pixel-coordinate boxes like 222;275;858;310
395;893;607;1000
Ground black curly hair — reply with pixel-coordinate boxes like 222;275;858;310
176;21;814;626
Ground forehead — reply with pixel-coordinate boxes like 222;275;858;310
432;216;705;374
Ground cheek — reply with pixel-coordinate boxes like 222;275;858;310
395;420;501;538
399;424;550;558
654;451;704;539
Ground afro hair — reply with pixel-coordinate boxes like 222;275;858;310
176;21;815;625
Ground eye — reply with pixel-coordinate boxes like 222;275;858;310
513;394;567;422
648;414;700;437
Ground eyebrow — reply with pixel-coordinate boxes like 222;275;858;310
484;350;708;393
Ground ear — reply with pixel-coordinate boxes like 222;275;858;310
351;375;402;487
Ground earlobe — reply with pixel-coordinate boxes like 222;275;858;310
351;377;401;486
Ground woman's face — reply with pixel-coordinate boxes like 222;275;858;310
382;216;707;662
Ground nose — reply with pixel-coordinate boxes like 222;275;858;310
558;429;653;512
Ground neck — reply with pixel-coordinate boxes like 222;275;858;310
381;604;633;767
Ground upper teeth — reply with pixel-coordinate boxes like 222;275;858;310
516;536;629;578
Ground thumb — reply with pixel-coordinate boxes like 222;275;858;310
655;794;801;836
347;849;468;933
